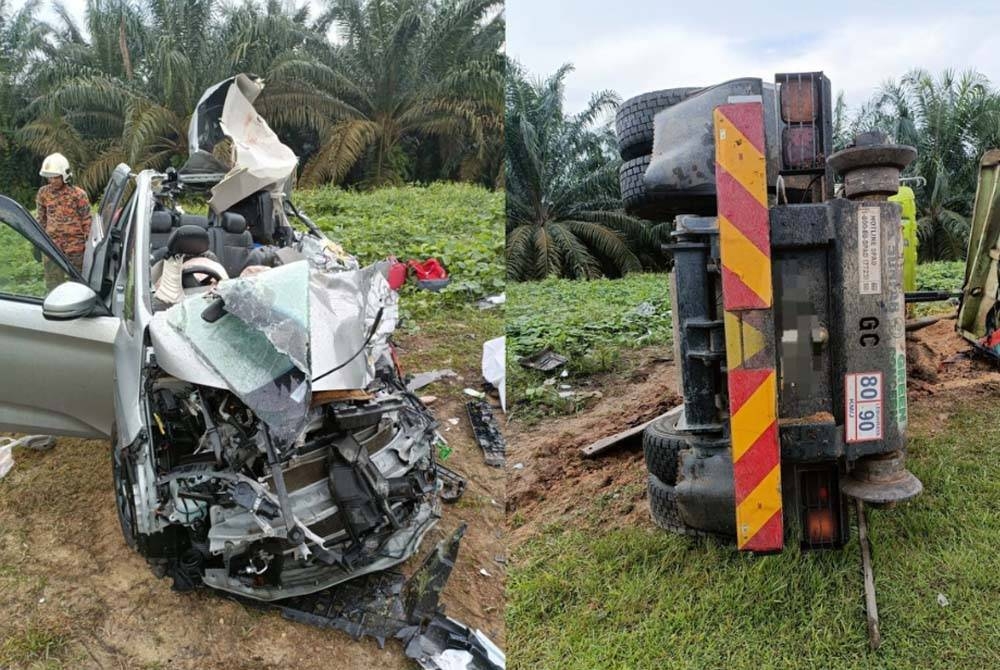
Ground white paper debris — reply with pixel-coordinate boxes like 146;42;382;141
937;593;950;607
481;336;506;412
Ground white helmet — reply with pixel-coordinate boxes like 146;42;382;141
39;153;71;180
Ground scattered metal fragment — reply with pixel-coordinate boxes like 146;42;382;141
856;499;881;650
435;462;467;503
475;294;506;310
407;369;458;392
463;388;486;399
2;434;56;451
517;349;567;372
400;614;505;670
270;524;505;668
465;400;505;467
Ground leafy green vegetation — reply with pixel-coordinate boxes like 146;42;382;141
507;273;672;358
299;182;504;318
0;224;48;298
506;273;671;420
508;396;1000;669
915;260;965;291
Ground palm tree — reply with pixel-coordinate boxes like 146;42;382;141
0;0;50;203
850;69;1000;260
506;62;659;281
17;0;230;193
12;0;502;194
269;0;503;187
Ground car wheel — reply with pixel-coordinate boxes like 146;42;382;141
111;426;139;551
616;87;701;161
643;412;685;485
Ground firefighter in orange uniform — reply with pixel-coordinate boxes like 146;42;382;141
35;153;91;288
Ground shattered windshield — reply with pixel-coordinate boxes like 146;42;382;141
165;261;311;446
156;260;396;446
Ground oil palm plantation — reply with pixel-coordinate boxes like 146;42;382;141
850;69;1000;260
506;62;658;281
279;0;504;187
8;0;502;195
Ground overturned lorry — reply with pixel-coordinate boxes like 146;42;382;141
617;73;922;551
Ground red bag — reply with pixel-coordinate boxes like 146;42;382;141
407;258;448;280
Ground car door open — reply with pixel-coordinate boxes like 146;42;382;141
0;195;117;438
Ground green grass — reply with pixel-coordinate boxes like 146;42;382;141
506;273;672;359
507;399;1000;669
0;225;48;298
0;625;68;669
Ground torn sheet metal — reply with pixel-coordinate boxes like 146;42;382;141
270;524;507;668
465;401;505;467
401;615;506;670
195;74;298;214
408;369;459;392
308;262;398;391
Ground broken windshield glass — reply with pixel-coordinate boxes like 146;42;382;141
165;261;310;446
155;260;399;444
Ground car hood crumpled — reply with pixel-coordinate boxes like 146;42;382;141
149;259;398;445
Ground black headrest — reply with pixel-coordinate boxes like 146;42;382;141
220;212;247;234
151;211;173;233
167;225;210;257
179;214;209;229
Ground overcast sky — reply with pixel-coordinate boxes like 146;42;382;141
507;0;1000;116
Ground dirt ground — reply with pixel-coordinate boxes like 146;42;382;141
0;336;505;669
506;315;1000;550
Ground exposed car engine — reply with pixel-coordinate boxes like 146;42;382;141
114;356;441;600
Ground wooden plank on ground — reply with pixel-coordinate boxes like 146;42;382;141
580;414;665;458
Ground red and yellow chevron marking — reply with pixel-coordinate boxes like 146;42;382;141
715;102;783;552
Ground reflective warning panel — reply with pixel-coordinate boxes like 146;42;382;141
714;102;783;552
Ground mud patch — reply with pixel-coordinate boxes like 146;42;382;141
907;316;1000;395
506;349;680;548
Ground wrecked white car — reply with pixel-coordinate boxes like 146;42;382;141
0;75;501;668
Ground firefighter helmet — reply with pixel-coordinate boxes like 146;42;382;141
39;153;71;180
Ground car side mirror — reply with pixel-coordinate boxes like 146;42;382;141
43;281;100;320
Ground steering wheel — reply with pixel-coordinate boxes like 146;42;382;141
181;264;227;288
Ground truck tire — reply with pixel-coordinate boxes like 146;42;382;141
620;154;652;216
649;473;718;538
643;412;685;485
616;87;702;161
